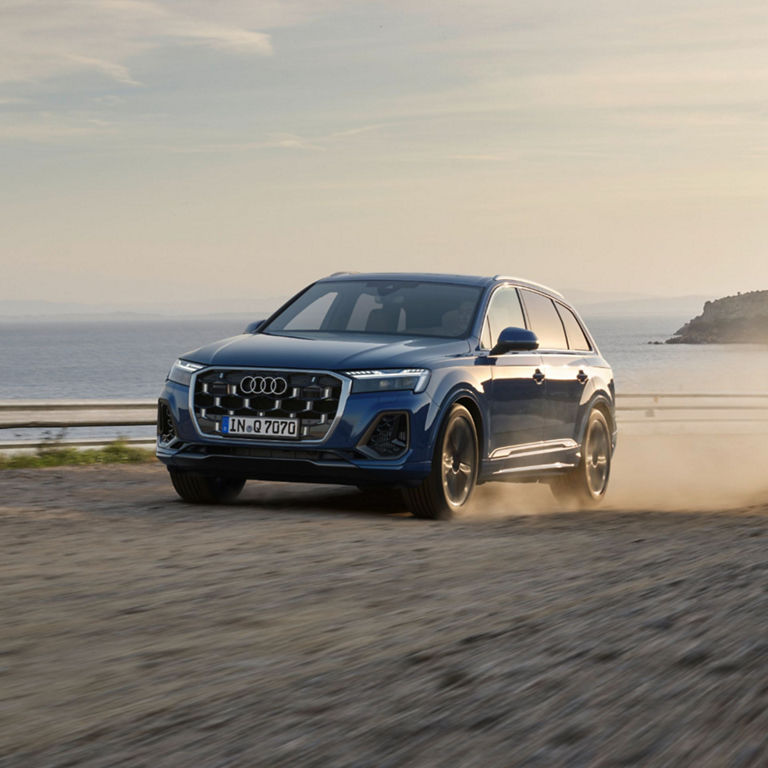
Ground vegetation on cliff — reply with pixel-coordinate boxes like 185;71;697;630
667;290;768;344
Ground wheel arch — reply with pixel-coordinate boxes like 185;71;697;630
427;386;487;460
577;392;616;449
453;395;484;457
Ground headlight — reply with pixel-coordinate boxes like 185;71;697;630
344;369;430;394
167;359;204;387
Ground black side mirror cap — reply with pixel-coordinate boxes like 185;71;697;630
244;320;265;334
490;326;539;355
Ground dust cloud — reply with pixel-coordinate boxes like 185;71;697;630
464;432;768;518
606;432;768;511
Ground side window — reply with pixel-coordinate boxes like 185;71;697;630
556;303;591;351
520;290;568;350
480;317;493;349
483;287;525;348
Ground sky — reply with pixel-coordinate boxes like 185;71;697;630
1;0;767;311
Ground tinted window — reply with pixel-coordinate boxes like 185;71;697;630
347;292;405;332
521;290;568;350
265;280;482;339
556;303;591;351
282;291;337;331
483;286;526;348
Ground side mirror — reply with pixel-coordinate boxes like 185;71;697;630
490;326;539;355
244;319;265;334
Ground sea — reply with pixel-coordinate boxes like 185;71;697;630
1;315;767;443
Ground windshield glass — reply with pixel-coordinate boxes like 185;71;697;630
263;280;483;339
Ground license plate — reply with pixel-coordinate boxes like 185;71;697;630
220;416;299;438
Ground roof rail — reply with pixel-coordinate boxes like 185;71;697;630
323;271;358;278
493;275;564;299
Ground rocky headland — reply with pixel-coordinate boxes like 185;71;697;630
667;289;768;344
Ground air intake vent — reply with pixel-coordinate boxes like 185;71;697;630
157;401;178;445
359;412;409;459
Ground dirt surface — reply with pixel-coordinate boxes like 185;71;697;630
1;451;768;767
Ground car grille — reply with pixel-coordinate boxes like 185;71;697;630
193;369;344;441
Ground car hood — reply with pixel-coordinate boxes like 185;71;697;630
183;332;471;371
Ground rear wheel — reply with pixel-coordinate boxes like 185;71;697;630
169;469;246;504
550;409;611;508
403;404;478;520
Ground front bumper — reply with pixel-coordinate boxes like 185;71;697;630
156;379;436;487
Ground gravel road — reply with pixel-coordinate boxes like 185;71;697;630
1;442;767;767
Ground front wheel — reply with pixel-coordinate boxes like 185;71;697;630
550;409;612;508
403;404;478;520
169;469;246;504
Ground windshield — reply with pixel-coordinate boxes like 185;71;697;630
263;280;483;339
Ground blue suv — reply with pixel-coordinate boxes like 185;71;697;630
157;273;616;518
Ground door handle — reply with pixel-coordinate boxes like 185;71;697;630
576;370;589;385
532;369;546;385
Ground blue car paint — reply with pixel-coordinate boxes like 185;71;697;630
156;273;616;488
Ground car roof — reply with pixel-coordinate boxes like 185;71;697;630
317;272;564;300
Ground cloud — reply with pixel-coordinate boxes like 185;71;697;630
66;55;143;87
0;0;274;87
447;154;503;161
0;110;113;140
165;125;386;154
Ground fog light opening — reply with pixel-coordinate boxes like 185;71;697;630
157;402;179;446
359;412;410;459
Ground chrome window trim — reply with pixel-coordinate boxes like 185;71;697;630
492;276;565;299
517;288;570;353
476;283;526;351
187;366;351;447
553;300;594;353
475;282;600;356
518;288;601;356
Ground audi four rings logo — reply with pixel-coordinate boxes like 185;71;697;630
239;375;289;396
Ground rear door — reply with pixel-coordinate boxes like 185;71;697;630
519;290;583;441
554;300;595;430
481;286;546;451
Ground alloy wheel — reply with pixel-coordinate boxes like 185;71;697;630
440;416;476;508
585;418;610;496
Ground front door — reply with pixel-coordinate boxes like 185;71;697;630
520;290;584;442
488;351;547;451
480;285;549;452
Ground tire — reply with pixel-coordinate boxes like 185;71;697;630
403;404;479;520
550;409;612;508
169;469;246;504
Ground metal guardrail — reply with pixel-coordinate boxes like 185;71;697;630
0;400;156;429
0;400;157;452
616;394;768;425
0;394;766;451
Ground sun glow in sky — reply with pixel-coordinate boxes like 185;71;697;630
1;0;767;309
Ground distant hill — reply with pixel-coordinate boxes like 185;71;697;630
667;290;768;344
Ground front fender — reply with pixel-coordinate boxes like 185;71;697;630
423;366;492;460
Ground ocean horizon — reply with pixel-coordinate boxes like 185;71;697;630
2;314;767;399
2;313;767;444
